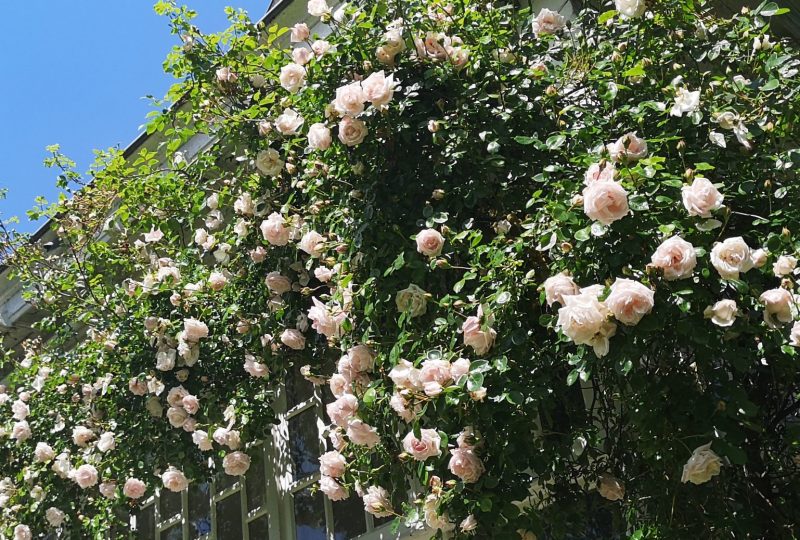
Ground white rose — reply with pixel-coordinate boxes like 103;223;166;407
279;63;306;93
557;294;616;357
790;321;800;347
650;236;697;280
290;23;310;42
615;0;646;18
292;46;313;65
208;271;228;292
307;0;330;17
542;273;579;306
299;230;326;257
710;237;754;280
759;287;794;328
363;485;393;517
751;248;768;268
312;39;332;57
307;123;332;151
681;442;722;485
715;111;739;130
605;278;654;326
192;430;213;451
773;255;797;277
11;400;29;421
34;442;55;463
72;426;95;447
681;177;724;218
255;148;283;177
338;116;368;146
274;108;304;135
45;507;66;527
395;284;428;317
97;432;115;453
703;299;737;327
582;181;629;225
670;87;701;117
13;525;31;540
532;8;566;36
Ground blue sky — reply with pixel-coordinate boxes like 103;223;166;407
0;1;271;233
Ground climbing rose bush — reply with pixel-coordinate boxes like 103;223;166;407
1;0;800;537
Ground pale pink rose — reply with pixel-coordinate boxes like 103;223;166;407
291;23;310;42
97;432;116;453
183;318;209;342
419;359;452;389
182;417;197;433
244;356;269;378
751;248;768;268
14;525;31;540
402;429;442;460
448;447;485;483
389;359;422;390
704;299;737;327
759;288;794;328
584;162;615;184
308;123;332;151
292;47;313;65
166;386;189;407
682;177;724;218
462;316;496;355
557;293;612;350
167;406;188;428
99;481;117;499
460;515;478;533
361;71;398;110
320;475;349;500
223;451;251;476
532;8;566;36
319;450;347;477
266;272;292;295
327;394;358;427
255;148;283;177
215;66;237;84
314;266;334;282
128;377;147;396
651;236;697;280
45;507;65;527
34;442;55;463
11;400;29;420
543;273;579;306
260;213;291;246
790;321;800;346
376;46;396;66
450;357;471;380
346;419;380;447
607;132;648;162
71;464;98;489
329;374;350;398
711;237;754;280
582;181;629;225
250;246;267;263
72;426;95;447
774;255;797;277
161;467;189;492
347;345;375;372
337;115;368;146
182;395;200;415
123;478;147;499
605;278;654;326
279;63;306;93
416;228;444;256
299;231;326;257
390;392;414;422
212;428;241;450
280;328;306;350
308;297;346;338
307;0;330;17
363;486;393;517
414;32;450;61
274;108;304;135
208;271;227;292
597;474;625;501
312;39;332;57
334;82;366;117
192;430;213;451
457;426;480;448
681;442;722;485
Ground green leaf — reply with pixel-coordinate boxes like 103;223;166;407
623;64;646;78
598;10;617;24
545;134;566;150
761;78;780;91
567;369;579;386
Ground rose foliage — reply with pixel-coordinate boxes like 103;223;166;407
1;0;800;537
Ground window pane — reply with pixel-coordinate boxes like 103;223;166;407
159;489;182;522
294;487;326;540
216;493;243;540
289;410;321;480
216;469;238;492
286;362;314;408
333;494;367;540
189;482;211;539
162;523;183;540
245;447;266;511
133;505;155;539
248;514;269;539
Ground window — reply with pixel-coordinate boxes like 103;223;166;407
129;365;394;540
